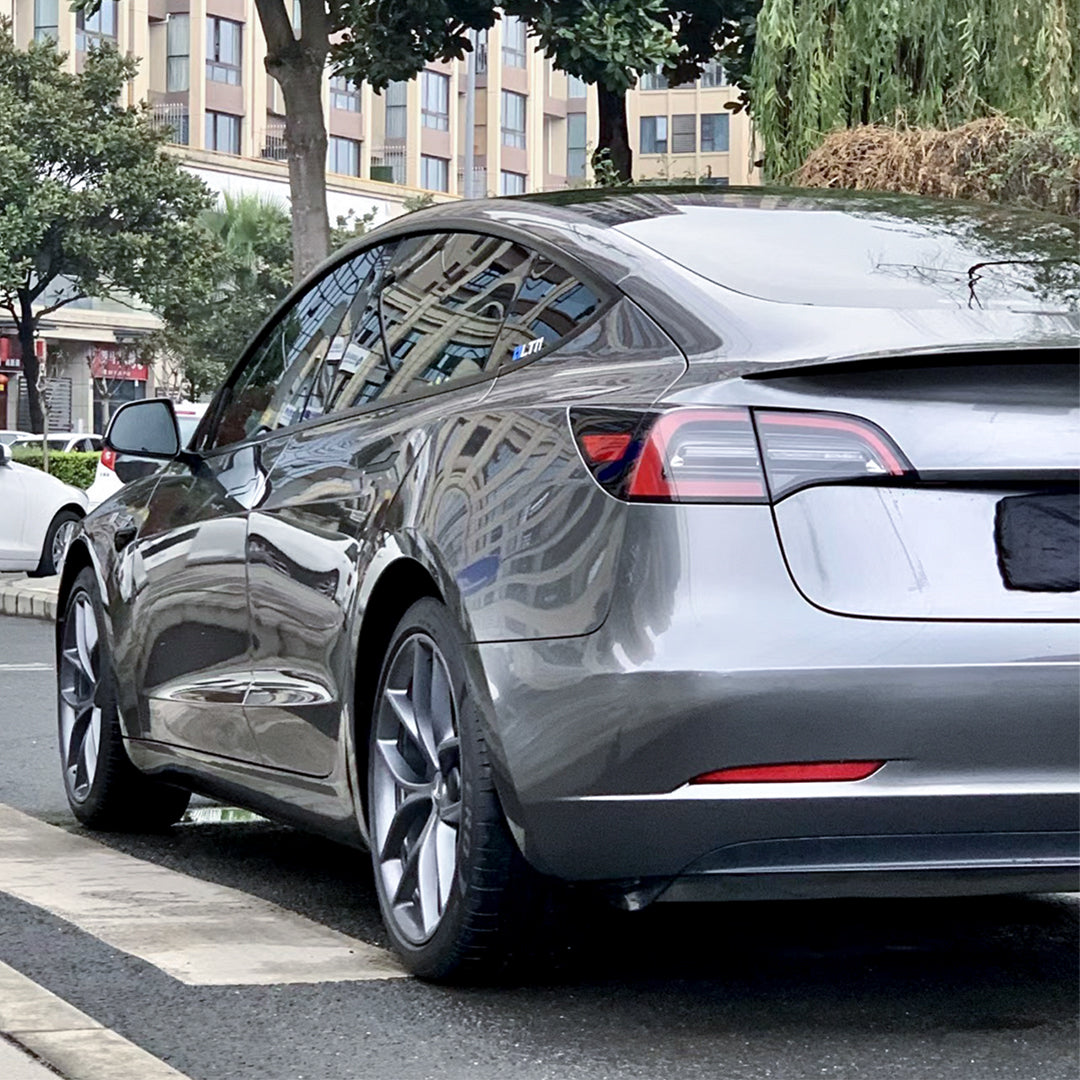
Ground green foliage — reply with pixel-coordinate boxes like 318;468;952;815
11;448;99;489
331;207;381;248
752;0;1080;179
157;193;293;401
401;193;438;213
0;23;218;428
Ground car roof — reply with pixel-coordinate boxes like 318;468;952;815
318;186;1079;367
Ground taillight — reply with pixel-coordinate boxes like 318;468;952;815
754;410;911;499
100;448;116;471
690;760;885;784
571;407;912;503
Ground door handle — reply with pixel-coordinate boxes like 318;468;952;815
113;516;137;552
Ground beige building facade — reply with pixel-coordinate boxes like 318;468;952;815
1;0;754;432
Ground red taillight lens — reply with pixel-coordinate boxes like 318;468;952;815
690;760;885;784
100;448;116;470
571;407;913;504
755;410;911;500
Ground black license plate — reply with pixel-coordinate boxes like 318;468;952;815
995;492;1079;592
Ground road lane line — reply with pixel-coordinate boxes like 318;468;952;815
0;804;406;985
0;664;52;672
0;961;192;1080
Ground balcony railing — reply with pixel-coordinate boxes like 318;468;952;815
371;144;407;184
260;122;288;161
150;103;190;146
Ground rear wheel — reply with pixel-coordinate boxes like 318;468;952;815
34;509;80;577
58;568;190;829
368;598;531;980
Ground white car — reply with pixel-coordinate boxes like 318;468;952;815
87;402;206;510
0;430;33;446
0;442;87;576
10;432;103;453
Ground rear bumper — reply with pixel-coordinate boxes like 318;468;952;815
475;504;1080;893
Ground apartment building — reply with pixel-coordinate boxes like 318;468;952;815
0;0;754;432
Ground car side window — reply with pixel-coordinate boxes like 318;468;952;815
492;256;601;367
314;232;532;415
207;257;363;449
296;241;397;421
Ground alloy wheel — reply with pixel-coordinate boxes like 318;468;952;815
51;518;77;574
371;632;462;945
58;592;102;802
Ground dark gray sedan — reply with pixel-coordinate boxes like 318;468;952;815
56;189;1079;979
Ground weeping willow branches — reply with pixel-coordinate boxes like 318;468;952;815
751;0;1078;179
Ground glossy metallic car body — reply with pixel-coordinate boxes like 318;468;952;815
60;189;1079;905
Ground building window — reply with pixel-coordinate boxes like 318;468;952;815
421;155;449;192
500;171;526;196
671;114;696;153
205;111;241;154
330;75;360;113
639;115;667;154
384;80;408;141
502;15;527;68
166;14;190;92
475;29;488;74
206;17;242;85
33;0;59;42
421;71;450;131
700;60;726;88
567;112;587;178
501;90;526;149
700;113;730;152
567;74;587;98
639;69;668;91
76;0;117;50
328;136;361;176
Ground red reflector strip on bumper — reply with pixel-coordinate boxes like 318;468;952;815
690;761;885;784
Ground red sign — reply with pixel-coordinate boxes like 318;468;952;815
0;338;21;369
91;350;149;382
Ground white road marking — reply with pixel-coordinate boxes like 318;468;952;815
0;664;52;672
0;804;406;985
0;960;192;1079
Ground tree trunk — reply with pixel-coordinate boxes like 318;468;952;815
255;0;330;282
17;294;43;433
276;62;331;279
595;85;633;183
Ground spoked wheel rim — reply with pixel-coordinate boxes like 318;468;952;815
371;632;462;946
51;518;77;573
58;592;102;803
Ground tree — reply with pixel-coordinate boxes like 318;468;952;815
158;192;293;400
0;26;217;432
751;0;1079;179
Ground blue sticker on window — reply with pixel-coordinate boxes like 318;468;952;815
511;337;545;361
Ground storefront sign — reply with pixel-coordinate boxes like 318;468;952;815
91;350;149;382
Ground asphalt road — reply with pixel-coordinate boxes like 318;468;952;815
0;613;1077;1080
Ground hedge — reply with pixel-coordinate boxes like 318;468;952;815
11;448;100;490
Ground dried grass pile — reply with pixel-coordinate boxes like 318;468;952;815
794;117;1079;217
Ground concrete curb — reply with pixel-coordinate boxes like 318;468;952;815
0;575;59;622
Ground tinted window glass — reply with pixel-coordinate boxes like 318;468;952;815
325;233;531;412
296;243;397;421
493;257;601;365
209;258;363;448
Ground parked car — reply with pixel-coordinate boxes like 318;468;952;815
86;402;206;510
55;189;1079;980
0;430;32;445
11;432;103;453
0;441;86;575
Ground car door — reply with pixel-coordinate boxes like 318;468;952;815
116;269;356;762
0;457;32;567
244;231;531;776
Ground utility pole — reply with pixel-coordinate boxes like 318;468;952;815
464;28;477;199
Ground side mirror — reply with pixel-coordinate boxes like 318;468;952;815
105;399;181;459
0;443;10;466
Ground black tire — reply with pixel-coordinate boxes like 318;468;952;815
57;568;190;830
34;508;81;577
367;598;533;981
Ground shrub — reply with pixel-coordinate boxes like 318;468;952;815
794;118;1080;217
11;448;99;490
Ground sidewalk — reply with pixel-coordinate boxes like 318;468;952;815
0;1035;61;1079
0;574;59;621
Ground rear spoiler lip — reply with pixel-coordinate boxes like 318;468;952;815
741;342;1080;380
